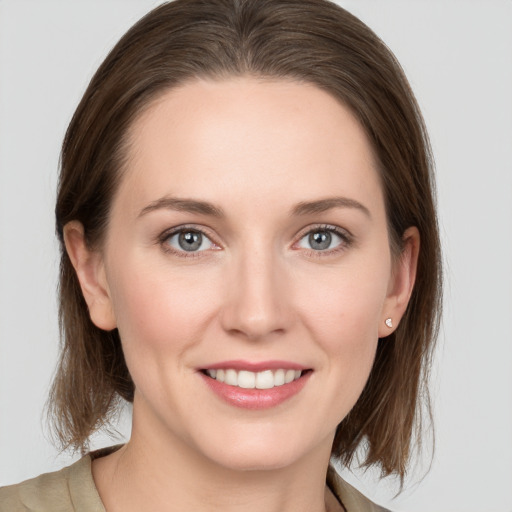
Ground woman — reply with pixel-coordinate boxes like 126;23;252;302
0;0;441;510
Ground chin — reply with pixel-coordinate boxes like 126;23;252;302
211;449;299;472
196;429;323;473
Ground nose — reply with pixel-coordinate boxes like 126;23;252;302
220;246;294;341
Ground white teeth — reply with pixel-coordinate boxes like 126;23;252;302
207;368;304;389
285;369;295;384
238;370;256;388
225;369;238;386
255;370;274;389
274;369;285;386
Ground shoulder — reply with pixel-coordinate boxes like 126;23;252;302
0;455;105;512
328;466;392;512
0;464;76;512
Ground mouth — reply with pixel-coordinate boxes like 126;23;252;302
198;360;312;409
201;368;309;390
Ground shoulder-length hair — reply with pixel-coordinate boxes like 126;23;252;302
50;0;442;481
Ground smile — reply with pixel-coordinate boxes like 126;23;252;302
199;362;312;410
204;368;303;389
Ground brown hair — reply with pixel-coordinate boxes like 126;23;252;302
50;0;442;481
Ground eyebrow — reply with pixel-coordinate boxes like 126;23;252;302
138;195;371;219
291;197;371;218
138;197;225;218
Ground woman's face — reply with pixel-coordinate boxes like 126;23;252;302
71;77;415;471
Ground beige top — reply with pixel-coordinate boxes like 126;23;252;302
0;449;390;512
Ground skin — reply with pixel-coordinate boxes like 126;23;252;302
64;77;419;512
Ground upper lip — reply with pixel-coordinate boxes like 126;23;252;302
200;360;309;372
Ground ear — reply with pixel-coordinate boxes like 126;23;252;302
63;221;117;331
378;226;420;337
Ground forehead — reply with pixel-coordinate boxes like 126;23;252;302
116;77;383;218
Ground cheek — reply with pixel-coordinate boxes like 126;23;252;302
106;260;226;408
296;256;390;393
108;258;221;353
300;258;389;339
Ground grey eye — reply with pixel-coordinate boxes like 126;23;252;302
167;230;213;252
309;231;332;250
179;231;202;251
298;229;343;251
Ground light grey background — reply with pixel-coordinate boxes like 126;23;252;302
0;1;511;511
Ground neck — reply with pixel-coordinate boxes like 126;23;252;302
93;397;338;512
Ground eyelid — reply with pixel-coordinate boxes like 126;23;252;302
293;223;353;241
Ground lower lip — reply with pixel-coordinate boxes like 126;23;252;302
200;371;311;410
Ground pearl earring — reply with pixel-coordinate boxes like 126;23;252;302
385;318;393;328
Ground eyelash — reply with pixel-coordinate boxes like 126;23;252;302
157;224;353;259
